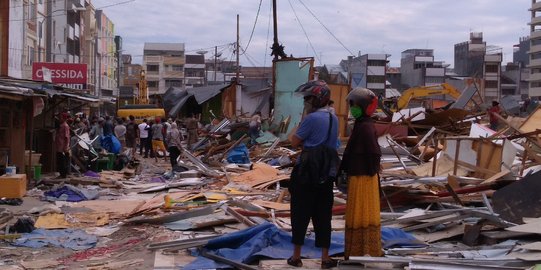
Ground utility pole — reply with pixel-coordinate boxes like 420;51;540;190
235;14;241;116
214;46;217;82
236;14;240;82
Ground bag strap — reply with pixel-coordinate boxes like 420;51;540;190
323;112;332;145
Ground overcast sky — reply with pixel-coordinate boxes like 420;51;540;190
92;0;531;68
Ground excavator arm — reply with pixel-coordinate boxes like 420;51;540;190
396;83;461;110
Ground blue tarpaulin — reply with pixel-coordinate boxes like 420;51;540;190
184;222;425;270
13;229;98;250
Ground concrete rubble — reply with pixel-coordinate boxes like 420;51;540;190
1;106;541;269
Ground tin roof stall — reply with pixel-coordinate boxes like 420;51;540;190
0;79;47;178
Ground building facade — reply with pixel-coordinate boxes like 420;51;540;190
454;32;486;77
95;9;116;97
0;0;8;76
143;43;186;94
119;54;142;105
529;0;541;97
400;49;446;88
185;54;205;88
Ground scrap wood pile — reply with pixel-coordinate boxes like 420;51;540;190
2;107;541;269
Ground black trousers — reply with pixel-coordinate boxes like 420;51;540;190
169;146;180;168
56;152;69;178
139;138;150;157
289;180;334;248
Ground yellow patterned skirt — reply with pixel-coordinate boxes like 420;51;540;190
344;175;383;258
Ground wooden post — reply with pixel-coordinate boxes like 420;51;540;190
453;139;461;175
431;136;438;177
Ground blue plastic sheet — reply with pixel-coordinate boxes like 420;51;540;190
100;135;121;154
44;184;99;202
184;222;425;270
226;143;250;164
13;229;97;250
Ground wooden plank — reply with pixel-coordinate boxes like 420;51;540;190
251;200;290;211
479;169;510;185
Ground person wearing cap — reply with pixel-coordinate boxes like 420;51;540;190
55;113;71;178
340;87;383;258
488;100;501;131
287;80;339;269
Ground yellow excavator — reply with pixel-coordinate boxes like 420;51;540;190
117;70;165;123
380;83;462;116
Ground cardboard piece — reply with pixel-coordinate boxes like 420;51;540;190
0;174;27;198
231;163;288;189
69;199;145;219
251;200;290;211
411;154;469;177
35;212;109;229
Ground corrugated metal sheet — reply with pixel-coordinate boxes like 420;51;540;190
273;59;312;137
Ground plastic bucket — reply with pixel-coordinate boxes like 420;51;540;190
33;165;42;181
5;166;16;176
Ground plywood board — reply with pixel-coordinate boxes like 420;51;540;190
520;242;541;251
472;140;502;179
252;200;290;211
35;212;109;229
412;224;465;243
506;220;541;234
411;154;469;177
70;199;145;219
129;191;196;216
519;106;541;136
231;163;288;189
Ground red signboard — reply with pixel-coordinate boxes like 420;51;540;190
32;62;87;84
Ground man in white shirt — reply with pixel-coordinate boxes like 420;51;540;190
138;119;150;158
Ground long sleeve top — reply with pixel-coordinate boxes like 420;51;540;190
340;117;381;176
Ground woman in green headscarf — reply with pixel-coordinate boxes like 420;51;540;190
339;87;383;258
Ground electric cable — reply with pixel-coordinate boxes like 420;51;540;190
288;0;321;65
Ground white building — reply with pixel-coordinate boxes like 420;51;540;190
143;43;186;94
529;0;541;97
400;49;446;89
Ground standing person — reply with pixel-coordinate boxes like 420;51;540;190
138;119;150;158
114;118;127;152
55;113;71;178
249;111;262;145
488;100;501;130
186;114;199;146
340;87;383;258
125;115;138;155
151;117;167;160
287;80;339;269
103;116;114;136
166;122;183;168
89;117;104;152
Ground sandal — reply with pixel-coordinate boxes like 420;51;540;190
321;258;338;269
287;256;303;267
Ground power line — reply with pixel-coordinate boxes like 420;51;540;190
242;0;263;55
287;0;321;65
297;0;354;56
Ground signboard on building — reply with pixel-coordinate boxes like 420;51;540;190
32;63;88;90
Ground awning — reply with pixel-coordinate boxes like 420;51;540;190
164;84;231;117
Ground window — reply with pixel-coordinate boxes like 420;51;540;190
52;20;56;38
38;21;43;39
165;80;182;88
172;65;183;71
367;60;386;66
485;64;498;73
485;80;498;88
366;76;385;83
147;81;158;88
27;46;35;65
147;65;159;72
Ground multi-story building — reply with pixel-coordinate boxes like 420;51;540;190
529;0;541;97
143;43;185;94
0;1;7;76
353;54;388;96
185;54;205;88
119;54;142;105
454;33;503;101
46;0;85;64
513;37;530;97
400;49;446;88
81;1;97;94
454;32;486;77
483;52;503;101
95;9;116;97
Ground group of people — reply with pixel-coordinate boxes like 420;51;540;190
287;80;382;269
55;113;195;177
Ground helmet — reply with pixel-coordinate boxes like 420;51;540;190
347;87;378;116
295;80;331;108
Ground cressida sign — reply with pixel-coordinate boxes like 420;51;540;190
32;62;88;90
